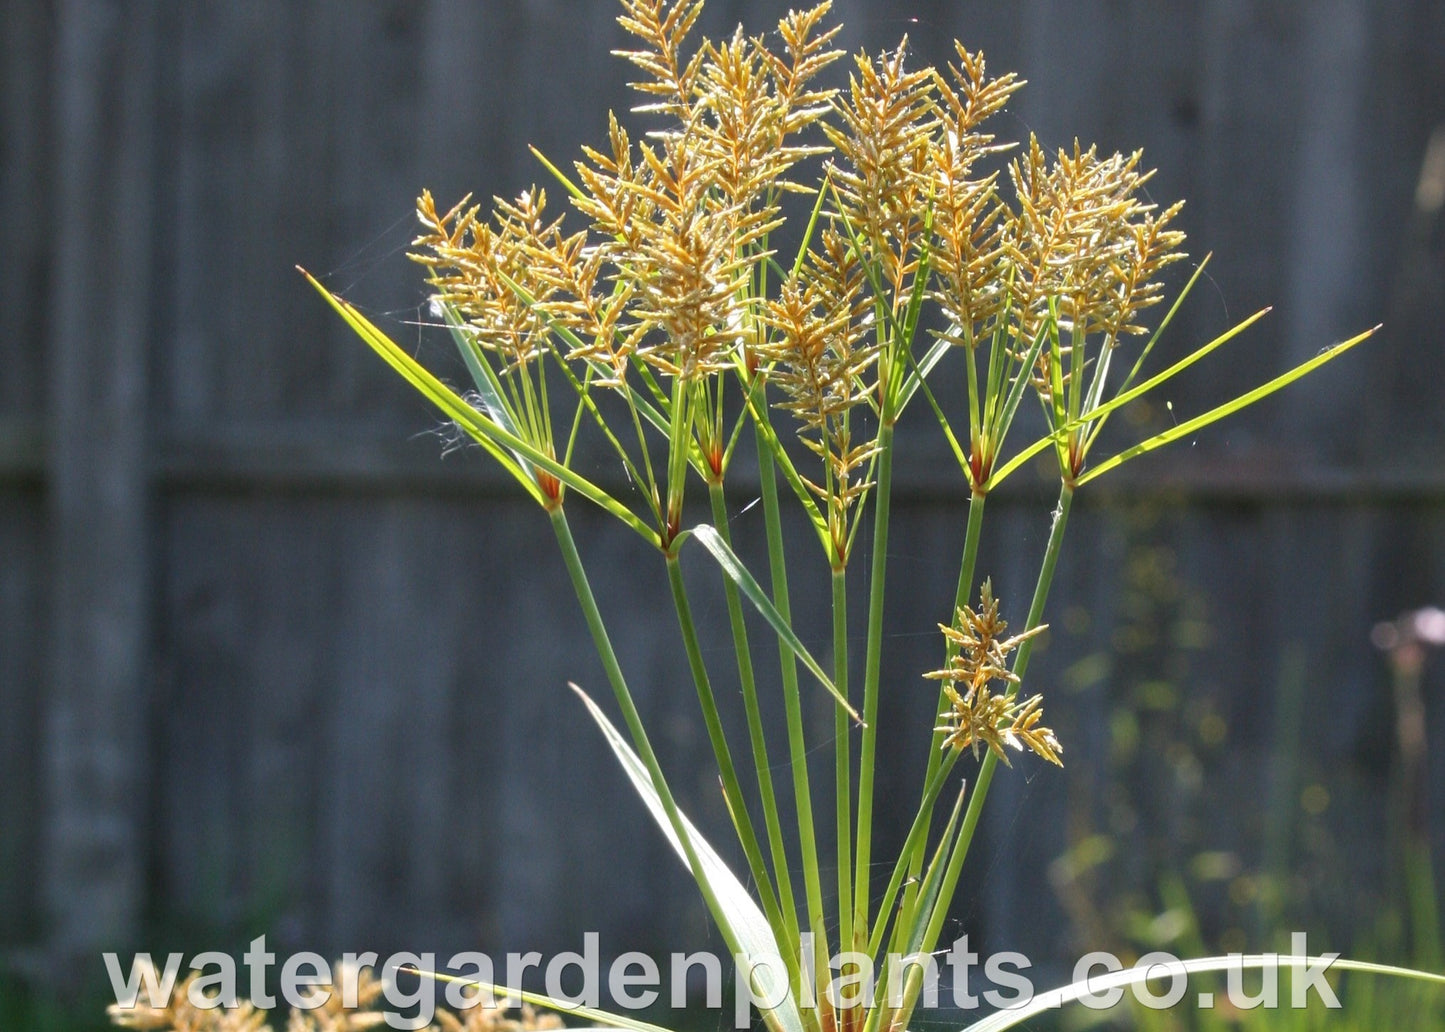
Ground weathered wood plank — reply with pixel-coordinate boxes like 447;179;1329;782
0;0;53;421
41;0;158;965
0;494;45;949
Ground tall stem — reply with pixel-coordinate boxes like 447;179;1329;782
853;421;894;950
902;489;987;919
708;479;801;957
548;508;742;959
756;423;832;1007
831;566;854;956
897;482;1075;1030
664;551;792;969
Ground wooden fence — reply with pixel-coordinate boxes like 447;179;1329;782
3;0;1444;996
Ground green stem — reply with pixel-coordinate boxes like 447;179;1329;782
664;376;690;541
756;419;831;976
898;482;1074;1029
853;421;894;950
903;488;987;915
865;752;958;960
664;551;792;971
757;430;825;894
548;508;742;960
707;479;801;959
832;565;854;956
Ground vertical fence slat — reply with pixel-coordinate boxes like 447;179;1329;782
42;0;158;965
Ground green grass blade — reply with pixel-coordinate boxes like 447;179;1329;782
664;552;794;989
906;785;967;958
1079;303;1272;456
439;299;623;498
1045;302;1067;435
897;333;954;413
497;271;664;442
865;757;957;959
706;483;800;959
990;318;1051;449
987;306;1272;489
792;176;831;279
957;954;1445;1032
901;232;934;350
853;421;896;948
304;269;659;544
550;351;650;492
1114;252;1213;400
721;392;753;473
572;684;805;1032
620;376;672;437
304;269;543;503
909;353;971;478
491;269;676;469
830;566;854;956
632;354;672;412
870;782;969;1032
1077;324;1377;485
746;397;831;555
685;524;861;723
754;413;829;974
529;144;587;204
434;301;524;432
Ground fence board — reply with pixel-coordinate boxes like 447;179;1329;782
0;495;44;949
40;0;158;966
0;1;53;421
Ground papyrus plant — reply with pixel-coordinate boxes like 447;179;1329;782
303;1;1436;1028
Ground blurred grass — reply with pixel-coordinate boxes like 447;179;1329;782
0;970;112;1032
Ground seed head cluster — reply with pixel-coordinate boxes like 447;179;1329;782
926;580;1062;767
407;0;1194;752
1005;138;1188;397
409;0;1184;515
108;961;564;1032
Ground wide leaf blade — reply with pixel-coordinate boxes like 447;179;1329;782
572;685;805;1032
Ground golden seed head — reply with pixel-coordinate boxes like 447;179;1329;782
107;961;568;1032
1003;137;1188;396
410;0;1193;516
108;968;277;1032
822;40;937;283
412;187;565;374
758;227;879;550
926;47;1023;340
925;580;1062;766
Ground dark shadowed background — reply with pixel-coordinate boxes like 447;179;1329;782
3;0;1445;1022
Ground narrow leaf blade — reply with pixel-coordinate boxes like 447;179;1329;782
411;968;678;1032
303;270;661;545
959;954;1445;1032
987;306;1272;489
688;524;861;723
1078;325;1377;485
